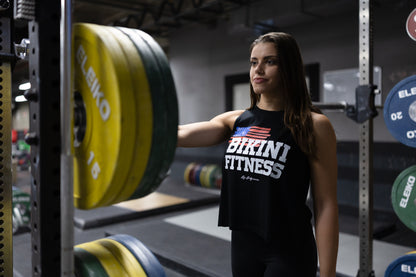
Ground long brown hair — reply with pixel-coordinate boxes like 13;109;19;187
248;32;321;158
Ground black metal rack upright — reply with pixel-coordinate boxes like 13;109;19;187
357;1;375;276
26;1;62;276
0;3;14;276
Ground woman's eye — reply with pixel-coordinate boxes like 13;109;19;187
266;59;277;65
250;61;257;66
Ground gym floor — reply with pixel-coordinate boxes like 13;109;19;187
12;168;416;277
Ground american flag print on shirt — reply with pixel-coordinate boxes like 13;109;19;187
229;126;271;144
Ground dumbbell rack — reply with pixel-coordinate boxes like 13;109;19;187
0;0;379;277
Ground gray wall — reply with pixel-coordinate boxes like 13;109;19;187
169;1;416;142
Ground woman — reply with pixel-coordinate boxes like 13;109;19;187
177;32;338;277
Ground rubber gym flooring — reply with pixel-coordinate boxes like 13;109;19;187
12;170;416;277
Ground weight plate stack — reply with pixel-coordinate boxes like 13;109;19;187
73;23;137;209
72;23;178;208
199;165;211;187
384;75;416;148
133;28;177;195
117;27;178;199
96;238;147;277
184;163;222;188
188;163;198;185
108;234;166;277
385;253;416;277
391;165;416;232
205;164;221;188
135;29;179;189
77;241;130;276
184;162;197;184
74;247;109;277
75;235;166;277
193;164;204;186
100;26;153;205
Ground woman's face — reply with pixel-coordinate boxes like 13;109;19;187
249;42;280;97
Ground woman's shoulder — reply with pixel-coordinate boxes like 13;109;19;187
311;112;331;124
311;112;336;138
211;109;245;129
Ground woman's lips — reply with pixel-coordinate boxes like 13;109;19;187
253;78;267;84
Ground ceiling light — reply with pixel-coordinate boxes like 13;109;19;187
15;95;27;102
18;82;31;91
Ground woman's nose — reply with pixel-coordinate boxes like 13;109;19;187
255;63;264;74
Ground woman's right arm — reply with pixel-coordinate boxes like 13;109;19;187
177;110;244;148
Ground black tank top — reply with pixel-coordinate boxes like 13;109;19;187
218;106;313;241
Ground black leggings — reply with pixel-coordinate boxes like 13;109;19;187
231;230;317;277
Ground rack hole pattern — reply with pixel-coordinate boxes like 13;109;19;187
0;15;13;277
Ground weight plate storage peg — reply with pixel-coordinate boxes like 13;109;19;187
391;165;416;232
385;253;416;276
72;23;137;209
384;75;416;148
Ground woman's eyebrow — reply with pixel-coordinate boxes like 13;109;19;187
250;55;278;60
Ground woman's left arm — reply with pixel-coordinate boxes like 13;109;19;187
310;113;339;277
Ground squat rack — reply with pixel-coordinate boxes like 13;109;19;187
357;1;375;276
316;2;377;276
0;0;378;276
